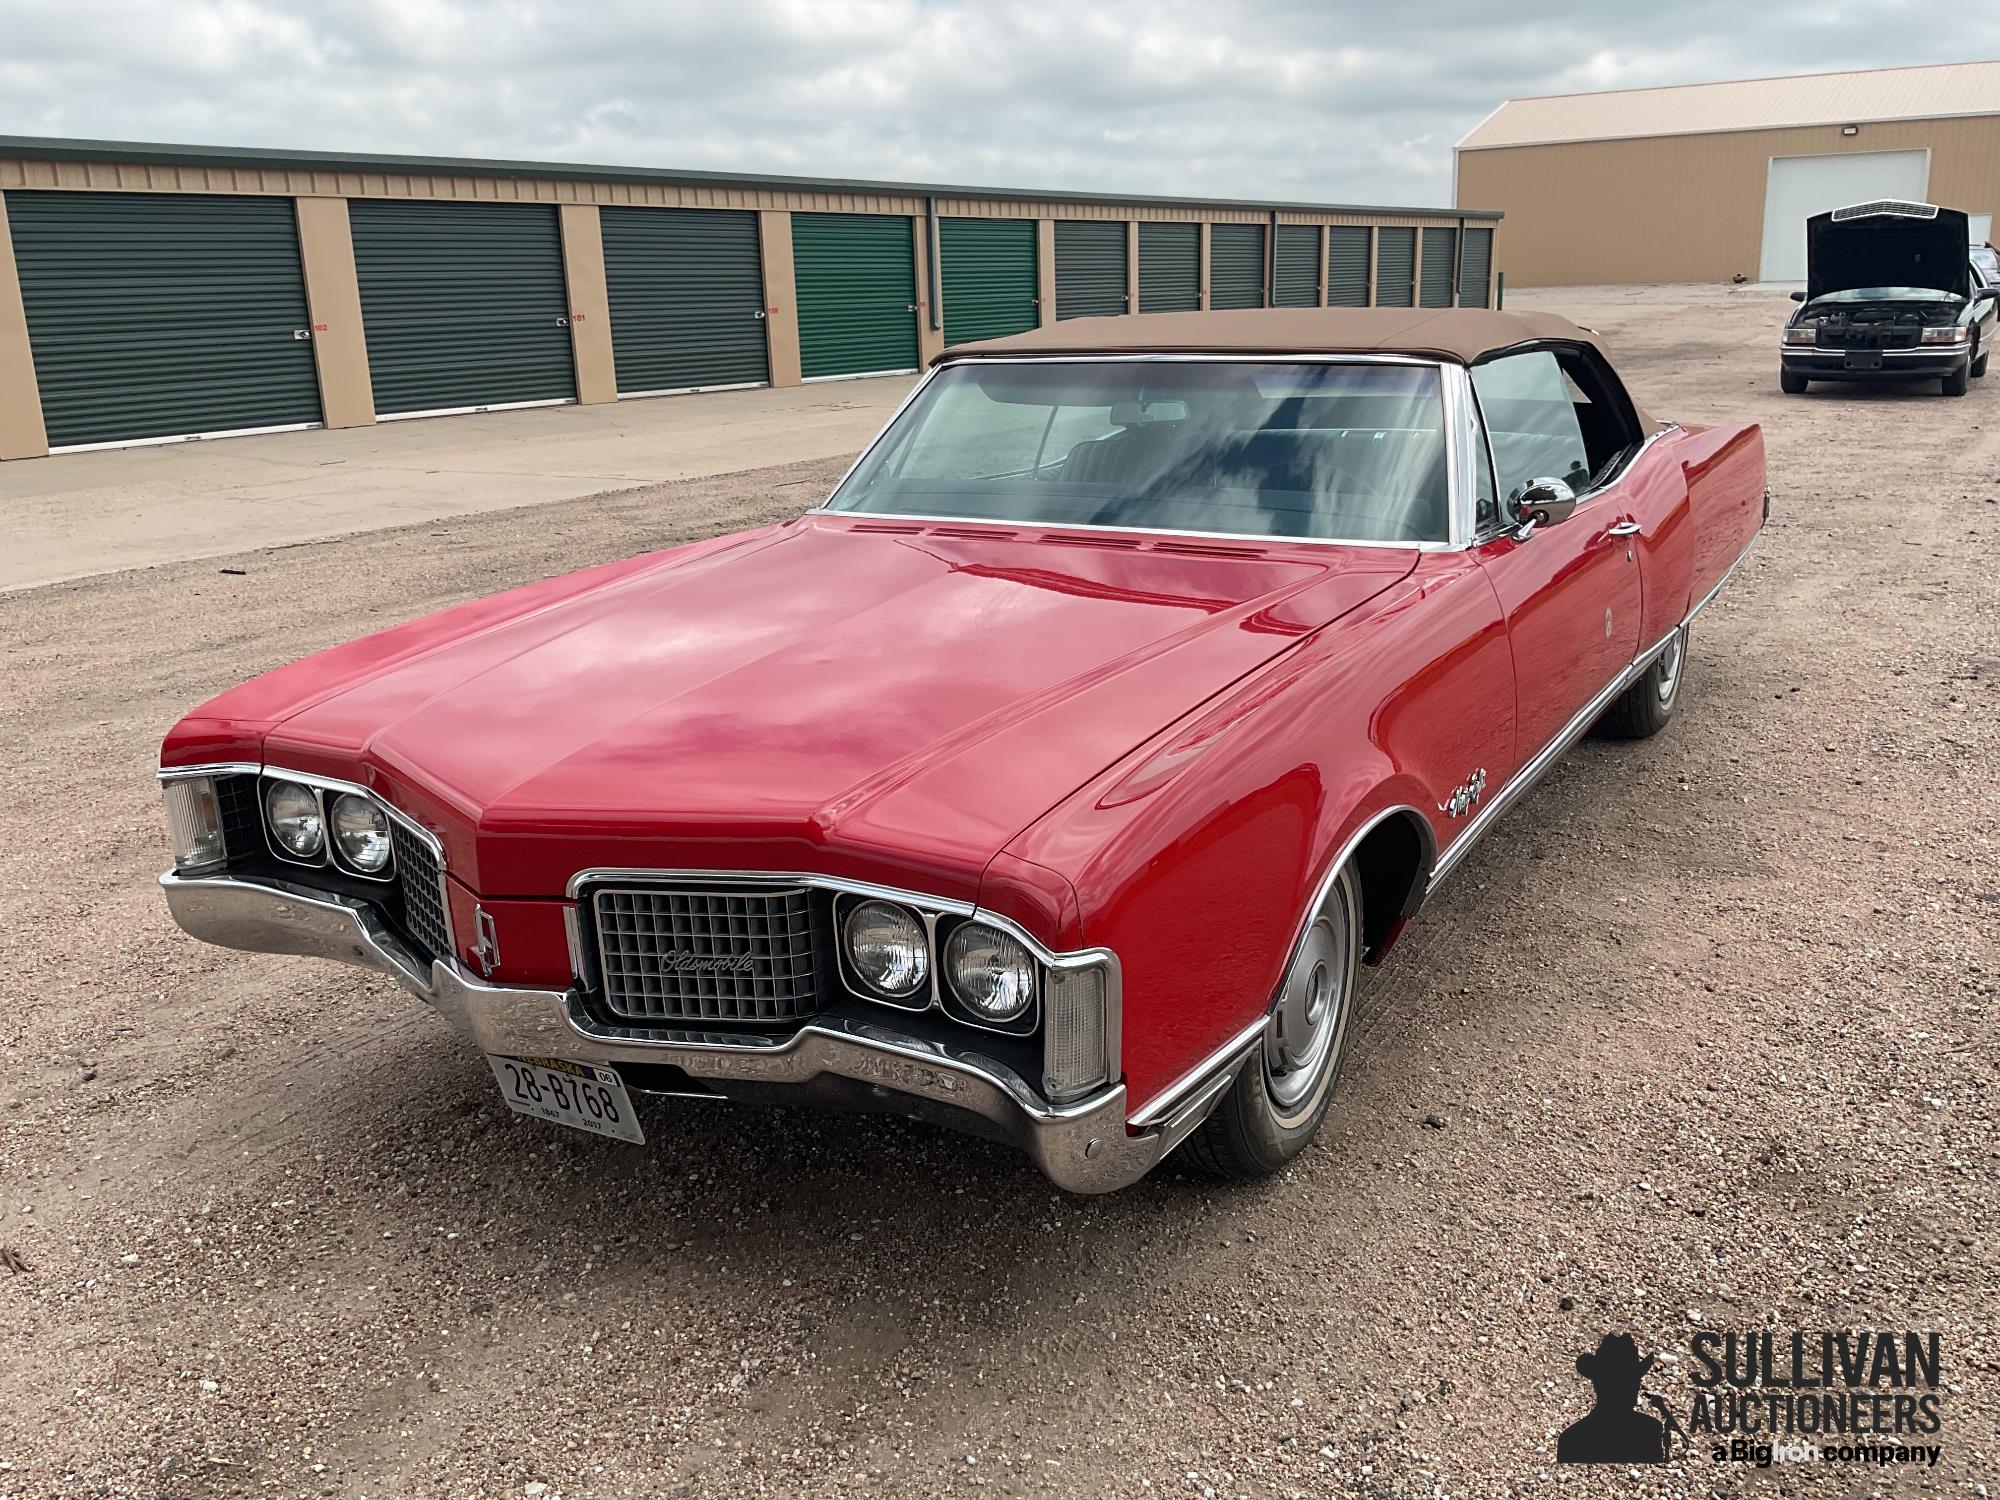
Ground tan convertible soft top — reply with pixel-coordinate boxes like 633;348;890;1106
937;306;1653;429
938;306;1597;365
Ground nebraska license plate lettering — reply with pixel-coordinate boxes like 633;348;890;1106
485;1055;644;1144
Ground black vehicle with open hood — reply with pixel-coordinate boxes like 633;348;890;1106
1779;200;1998;397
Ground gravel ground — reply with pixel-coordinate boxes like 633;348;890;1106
0;284;1994;1499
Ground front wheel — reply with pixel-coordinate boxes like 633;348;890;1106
1184;864;1361;1180
1943;364;1970;397
1972;347;1988;379
1596;624;1687;740
1779;367;1808;394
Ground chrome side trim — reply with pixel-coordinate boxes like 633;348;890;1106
1127;801;1435;1130
1427;522;1762;894
1426;629;1677;893
1127;1017;1265;1131
1687;531;1761;624
158;871;1167;1193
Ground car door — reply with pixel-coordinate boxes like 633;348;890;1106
1468;348;1643;761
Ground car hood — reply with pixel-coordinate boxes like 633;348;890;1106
245;515;1415;898
1807;205;1970;300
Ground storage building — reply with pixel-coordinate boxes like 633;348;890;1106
1455;60;2000;287
0;136;1501;459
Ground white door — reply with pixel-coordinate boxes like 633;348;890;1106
1758;150;1931;282
1970;213;1993;248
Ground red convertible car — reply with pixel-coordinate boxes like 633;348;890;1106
158;308;1764;1192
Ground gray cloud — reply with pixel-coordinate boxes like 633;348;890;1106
2;0;1996;205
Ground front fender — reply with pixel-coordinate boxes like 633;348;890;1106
1005;556;1511;1117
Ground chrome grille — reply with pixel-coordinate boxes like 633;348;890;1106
215;773;262;858
591;886;820;1023
391;821;451;960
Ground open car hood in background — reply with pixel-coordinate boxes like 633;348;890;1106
1806;204;1970;301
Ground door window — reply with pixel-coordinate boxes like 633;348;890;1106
1470;351;1591;505
1472;345;1645;511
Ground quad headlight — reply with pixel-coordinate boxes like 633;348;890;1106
943;922;1036;1024
842;900;929;1000
1920;324;1967;345
263;779;325;860
329;792;393;875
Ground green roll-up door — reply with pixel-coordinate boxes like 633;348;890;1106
1209;224;1266;310
1459;228;1494;309
939;218;1038;346
8;191;321;449
791;213;919;379
1054;221;1127;320
349;200;575;415
1137;222;1199;313
1273;225;1320;307
601;207;768;395
1376;228;1416;308
1420;227;1458;307
1327;227;1372;307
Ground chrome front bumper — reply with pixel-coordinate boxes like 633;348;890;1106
159;872;1234;1192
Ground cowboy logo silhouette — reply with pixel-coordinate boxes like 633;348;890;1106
1557;1333;1682;1464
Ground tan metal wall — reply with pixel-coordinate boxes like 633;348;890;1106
0;152;1495;458
0;190;48;459
1457;116;2000;287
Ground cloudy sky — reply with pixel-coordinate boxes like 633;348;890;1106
3;1;1997;206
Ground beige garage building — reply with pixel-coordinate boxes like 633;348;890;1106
0;135;1500;460
1456;60;2000;287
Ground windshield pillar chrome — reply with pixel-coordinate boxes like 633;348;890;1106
1439;363;1480;549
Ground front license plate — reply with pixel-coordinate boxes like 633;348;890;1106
486;1055;645;1144
1844;350;1883;371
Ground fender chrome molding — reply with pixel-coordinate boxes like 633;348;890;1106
1126;801;1434;1131
1426;626;1679;894
1426;528;1761;896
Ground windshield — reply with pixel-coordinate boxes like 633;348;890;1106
824;360;1451;543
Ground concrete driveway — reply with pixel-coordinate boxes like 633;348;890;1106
0;375;913;592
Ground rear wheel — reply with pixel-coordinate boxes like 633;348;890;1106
1779;367;1808;394
1596;624;1687;740
1943;364;1970;397
1185;863;1361;1180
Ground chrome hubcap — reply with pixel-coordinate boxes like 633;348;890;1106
1655;629;1684;706
1263;894;1351;1114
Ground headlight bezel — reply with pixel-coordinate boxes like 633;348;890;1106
940;920;1038;1032
261;778;328;865
328;791;396;880
837;897;933;1007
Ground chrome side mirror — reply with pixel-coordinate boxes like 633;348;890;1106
1512;477;1579;534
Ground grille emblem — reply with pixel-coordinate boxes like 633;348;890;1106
660;951;757;975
